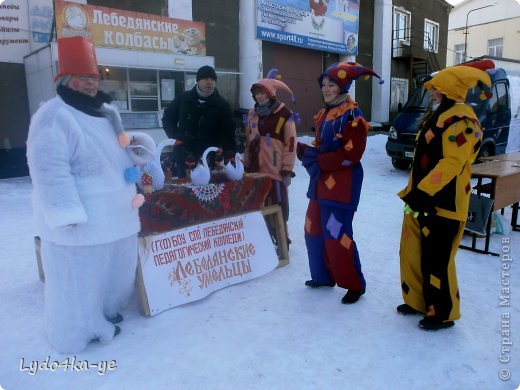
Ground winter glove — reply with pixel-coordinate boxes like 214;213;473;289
302;148;320;181
281;170;293;187
402;188;437;217
296;142;311;161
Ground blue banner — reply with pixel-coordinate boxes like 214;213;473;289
256;0;360;55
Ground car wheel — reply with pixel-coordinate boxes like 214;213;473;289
392;158;410;170
477;143;493;162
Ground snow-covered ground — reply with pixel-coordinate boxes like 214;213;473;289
0;135;519;389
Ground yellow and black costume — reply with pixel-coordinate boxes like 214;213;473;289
398;61;493;330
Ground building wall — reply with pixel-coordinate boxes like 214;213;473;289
261;42;323;133
193;0;240;109
88;0;166;15
447;0;520;66
389;0;451;121
392;0;450;69
0;63;31;178
356;0;375;119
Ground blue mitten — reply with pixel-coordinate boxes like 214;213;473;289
302;148;320;181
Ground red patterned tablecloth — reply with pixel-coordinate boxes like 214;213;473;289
139;173;272;236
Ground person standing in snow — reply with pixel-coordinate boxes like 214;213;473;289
397;60;493;331
27;36;152;353
297;62;383;304
243;69;298;245
162;65;236;177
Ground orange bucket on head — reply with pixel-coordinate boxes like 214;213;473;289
54;36;100;81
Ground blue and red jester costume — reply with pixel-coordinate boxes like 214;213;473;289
297;62;383;304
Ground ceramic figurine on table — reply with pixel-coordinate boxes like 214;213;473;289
224;152;244;181
128;135;180;192
191;146;220;186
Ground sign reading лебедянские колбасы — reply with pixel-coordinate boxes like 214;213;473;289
137;211;278;315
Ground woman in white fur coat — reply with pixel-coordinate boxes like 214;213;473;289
26;36;152;353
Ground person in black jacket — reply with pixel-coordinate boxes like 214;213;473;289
162;65;236;177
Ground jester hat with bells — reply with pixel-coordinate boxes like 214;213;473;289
424;59;494;103
250;69;295;102
318;61;384;93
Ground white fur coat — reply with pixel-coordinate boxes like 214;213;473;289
27;97;140;246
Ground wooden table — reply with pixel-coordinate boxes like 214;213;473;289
480;151;520;163
460;159;520;256
35;173;290;288
138;172;289;266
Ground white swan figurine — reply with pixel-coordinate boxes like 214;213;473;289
132;137;179;192
190;146;220;186
146;138;179;191
224;152;244;181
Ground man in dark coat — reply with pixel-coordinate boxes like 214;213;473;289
162;65;236;177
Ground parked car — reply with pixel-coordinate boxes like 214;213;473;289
385;68;512;169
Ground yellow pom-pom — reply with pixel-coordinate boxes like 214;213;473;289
363;75;370;81
352;121;358;127
276;74;282;80
480;90;486;100
337;70;347;79
311;140;317;146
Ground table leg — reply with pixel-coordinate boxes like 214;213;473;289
459;177;499;256
512;202;519;232
261;205;290;267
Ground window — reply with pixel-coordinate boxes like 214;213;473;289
128;69;158;112
393;7;411;57
424;19;439;53
390;78;409;112
393;7;411;45
488;38;503;57
490;82;508;115
99;67;128;111
98;67;185;113
454;44;465;65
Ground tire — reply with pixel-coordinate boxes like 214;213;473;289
392;158;410;170
477;143;493;162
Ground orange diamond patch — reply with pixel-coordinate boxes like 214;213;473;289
344;139;353;151
340;233;352;249
430;171;442;185
325;174;336;190
425;129;435;144
421;226;430;237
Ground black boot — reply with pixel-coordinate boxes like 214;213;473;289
107;313;123;324
341;288;365;304
305;280;335;288
418;316;455;331
91;325;121;343
396;304;421;316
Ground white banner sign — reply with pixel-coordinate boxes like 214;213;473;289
256;0;361;55
138;211;279;315
0;0;30;63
